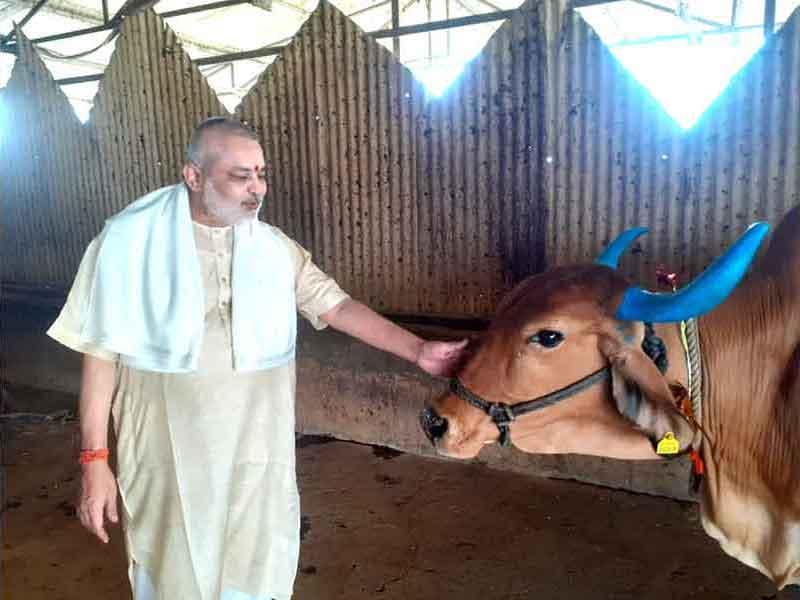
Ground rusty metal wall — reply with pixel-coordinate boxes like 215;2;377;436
0;31;101;286
541;5;800;286
416;5;544;317
91;9;230;215
236;0;430;314
1;11;229;289
2;0;799;314
237;0;546;317
680;10;800;273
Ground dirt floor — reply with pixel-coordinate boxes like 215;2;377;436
1;387;787;600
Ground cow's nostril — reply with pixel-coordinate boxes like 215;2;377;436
419;407;448;443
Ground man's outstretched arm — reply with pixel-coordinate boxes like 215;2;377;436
320;299;468;377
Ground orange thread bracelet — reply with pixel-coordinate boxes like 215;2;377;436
79;448;110;464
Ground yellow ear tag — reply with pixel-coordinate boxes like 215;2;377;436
656;432;680;455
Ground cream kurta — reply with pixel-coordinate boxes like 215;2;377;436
48;222;349;600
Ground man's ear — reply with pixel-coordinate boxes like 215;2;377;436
598;325;695;453
182;163;203;192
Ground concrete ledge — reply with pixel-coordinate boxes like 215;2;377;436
295;325;695;502
1;300;694;502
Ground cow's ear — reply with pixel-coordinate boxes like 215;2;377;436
598;330;695;453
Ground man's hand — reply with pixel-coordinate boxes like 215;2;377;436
78;461;119;544
416;339;469;377
321;299;470;376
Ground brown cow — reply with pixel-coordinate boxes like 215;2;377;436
420;204;800;592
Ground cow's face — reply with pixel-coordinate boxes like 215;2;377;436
420;222;769;460
421;265;693;460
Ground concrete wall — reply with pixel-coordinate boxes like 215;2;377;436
1;297;694;501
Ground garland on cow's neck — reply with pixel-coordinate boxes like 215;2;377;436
653;265;706;494
680;318;703;426
653;264;704;426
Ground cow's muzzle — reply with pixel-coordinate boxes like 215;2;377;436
419;406;448;444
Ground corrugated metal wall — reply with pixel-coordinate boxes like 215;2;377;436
0;30;100;285
236;1;429;313
2;1;799;316
541;5;800;286
416;5;544;316
1;13;229;288
681;12;800;272
91;9;230;211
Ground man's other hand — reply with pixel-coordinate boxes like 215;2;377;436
78;460;119;544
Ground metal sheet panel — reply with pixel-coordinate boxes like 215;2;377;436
237;0;430;314
2;1;798;315
541;5;800;287
90;9;230;214
0;30;100;287
0;10;230;288
416;7;544;317
682;10;800;271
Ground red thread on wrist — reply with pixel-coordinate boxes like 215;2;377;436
79;448;110;464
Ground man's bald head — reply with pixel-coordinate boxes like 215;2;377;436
186;117;260;170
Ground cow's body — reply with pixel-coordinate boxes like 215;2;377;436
422;205;800;589
697;205;800;587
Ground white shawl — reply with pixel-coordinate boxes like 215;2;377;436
80;183;296;373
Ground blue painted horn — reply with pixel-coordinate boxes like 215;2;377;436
606;222;770;323
595;227;649;268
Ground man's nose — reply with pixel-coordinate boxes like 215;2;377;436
419;407;448;444
247;177;266;196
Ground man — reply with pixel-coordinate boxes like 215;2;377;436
47;117;466;600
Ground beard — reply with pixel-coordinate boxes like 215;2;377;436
200;179;264;226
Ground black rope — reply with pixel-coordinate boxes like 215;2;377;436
642;322;668;374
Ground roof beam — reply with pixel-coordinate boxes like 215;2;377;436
0;2;23;20
271;0;309;16
14;0;48;28
630;0;728;30
0;0;46;43
0;0;266;60
570;0;624;7
764;0;775;36
610;21;781;47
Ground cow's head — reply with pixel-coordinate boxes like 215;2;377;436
420;223;769;460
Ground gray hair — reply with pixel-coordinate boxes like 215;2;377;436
186;117;259;167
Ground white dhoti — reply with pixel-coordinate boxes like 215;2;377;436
49;221;349;600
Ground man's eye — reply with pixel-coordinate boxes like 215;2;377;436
526;329;564;348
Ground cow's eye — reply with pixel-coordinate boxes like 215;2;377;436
527;329;564;348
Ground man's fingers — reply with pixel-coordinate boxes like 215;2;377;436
78;504;91;530
105;495;119;524
88;500;110;543
444;339;469;355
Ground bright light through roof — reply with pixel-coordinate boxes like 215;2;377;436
577;1;799;129
407;56;473;98
611;30;765;128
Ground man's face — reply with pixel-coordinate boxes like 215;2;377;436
185;133;267;227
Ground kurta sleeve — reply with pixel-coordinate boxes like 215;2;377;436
272;228;350;330
47;237;118;362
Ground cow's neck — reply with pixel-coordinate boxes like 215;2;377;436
651;322;692;400
676;276;800;589
696;277;798;455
